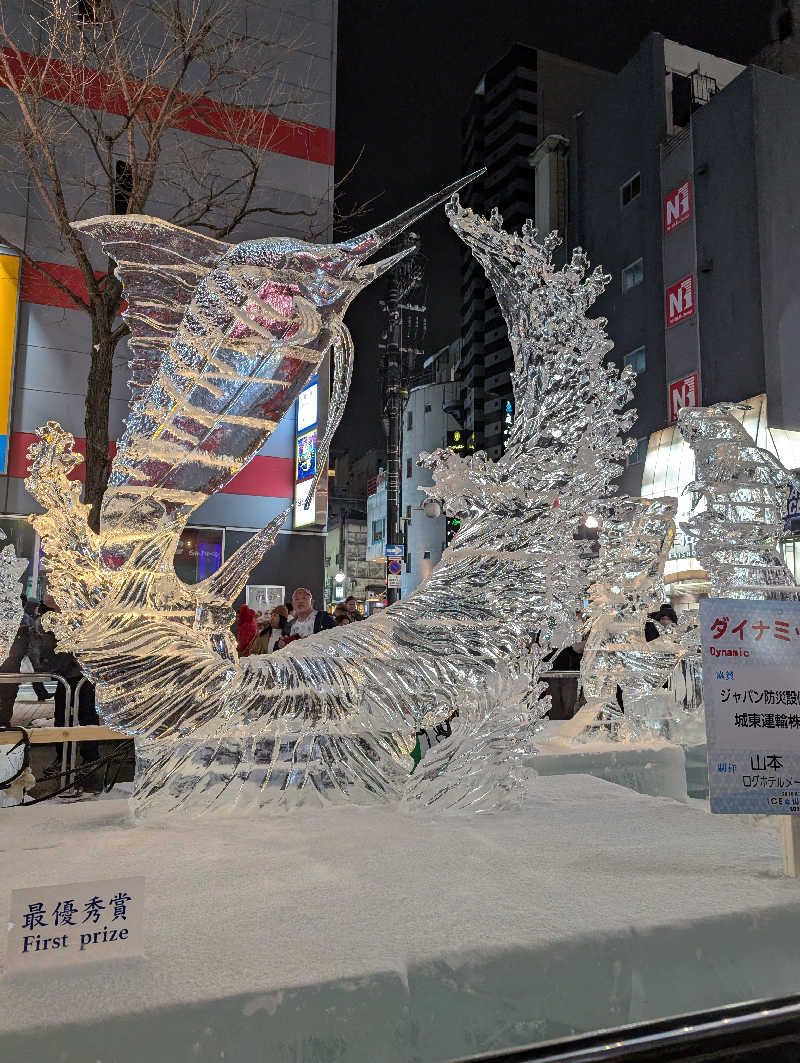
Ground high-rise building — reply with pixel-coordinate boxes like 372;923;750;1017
401;339;465;597
568;33;800;600
459;45;612;458
0;0;337;607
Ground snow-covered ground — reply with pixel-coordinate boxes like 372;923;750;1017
2;774;799;1062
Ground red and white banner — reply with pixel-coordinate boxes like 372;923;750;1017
663;179;691;234
666;274;695;327
668;372;700;423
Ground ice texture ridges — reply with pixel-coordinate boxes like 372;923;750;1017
24;188;640;816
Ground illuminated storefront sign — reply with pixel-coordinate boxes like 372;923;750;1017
447;429;475;456
297;378;318;433
0;252;21;473
293;376;320;529
295;429;317;482
294;479;316;528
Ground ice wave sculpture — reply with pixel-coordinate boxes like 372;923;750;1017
403;199;639;806
678;403;800;599
0;532;26;662
554;497;684;743
24;187;635;816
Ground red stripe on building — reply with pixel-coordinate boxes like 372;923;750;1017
220;455;295;499
21;261;94;308
7;431;292;498
1;49;334;166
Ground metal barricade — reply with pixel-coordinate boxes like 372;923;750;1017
68;675;92;778
0;672;75;778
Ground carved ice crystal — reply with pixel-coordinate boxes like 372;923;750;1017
0;532;26;663
555;497;685;743
24;184;637;816
678;403;800;598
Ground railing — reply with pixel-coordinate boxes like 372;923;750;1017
0;672;127;782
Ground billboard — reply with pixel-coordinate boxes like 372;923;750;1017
663;179;692;234
666;274;695;328
295;429;317;482
297;378;318;433
668;372;700;423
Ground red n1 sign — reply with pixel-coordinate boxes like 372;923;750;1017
666;274;695;327
669;372;699;423
663;179;691;233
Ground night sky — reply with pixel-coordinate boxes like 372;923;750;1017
333;0;772;456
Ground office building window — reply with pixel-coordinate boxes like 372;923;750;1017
423;551;431;560
627;437;649;466
424;403;432;413
372;519;384;543
622;258;644;293
407;411;413;430
406;457;412;478
624;346;646;374
620;173;641;207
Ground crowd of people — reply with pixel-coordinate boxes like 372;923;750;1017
237;589;363;658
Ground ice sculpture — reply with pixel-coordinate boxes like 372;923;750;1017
678;403;800;598
25;188;636;817
404;200;639;804
0;532;26;662
555;497;684;742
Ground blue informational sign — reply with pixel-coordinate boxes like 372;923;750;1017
385;545;404;558
701;598;800;814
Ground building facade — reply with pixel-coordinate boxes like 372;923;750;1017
325;447;386;606
568;34;800;597
0;0;337;607
401;341;465;597
459;44;612;458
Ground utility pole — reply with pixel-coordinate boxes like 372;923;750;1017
378;232;427;605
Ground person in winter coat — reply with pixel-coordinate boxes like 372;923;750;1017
281;587;336;643
246;606;289;655
34;596;100;772
0;615;29;726
236;604;259;656
22;598;53;701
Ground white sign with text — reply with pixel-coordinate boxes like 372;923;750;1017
6;876;144;971
701;598;800;814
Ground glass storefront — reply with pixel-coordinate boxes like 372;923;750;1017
173;526;224;585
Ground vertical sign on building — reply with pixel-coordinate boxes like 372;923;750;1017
294;376;318;529
665;274;695;328
668;372;700;423
663;179;692;234
0;252;21;473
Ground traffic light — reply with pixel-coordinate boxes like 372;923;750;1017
446;515;462;545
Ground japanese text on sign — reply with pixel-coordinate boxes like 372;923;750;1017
6;876;145;970
701;599;800;814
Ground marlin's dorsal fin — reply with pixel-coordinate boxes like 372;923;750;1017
72;216;231;394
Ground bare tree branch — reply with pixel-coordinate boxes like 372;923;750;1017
0;0;345;527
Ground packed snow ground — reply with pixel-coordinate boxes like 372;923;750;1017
2;774;800;1063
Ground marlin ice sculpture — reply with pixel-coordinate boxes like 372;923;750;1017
70;174;480;568
26;181;638;816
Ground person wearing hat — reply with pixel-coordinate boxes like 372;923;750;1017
247;605;290;655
